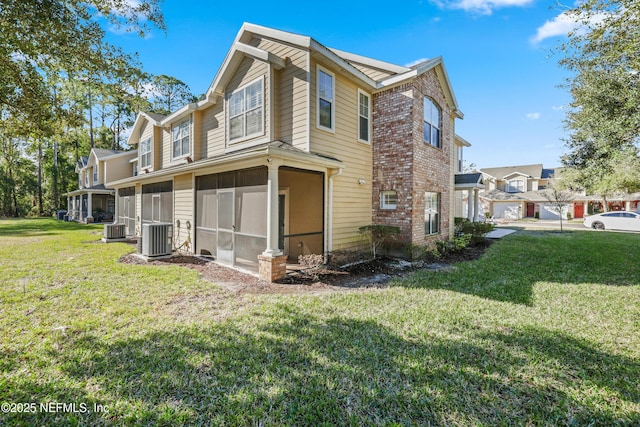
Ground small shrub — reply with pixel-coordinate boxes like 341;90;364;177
358;224;401;258
298;254;324;280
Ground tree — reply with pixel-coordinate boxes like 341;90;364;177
541;184;574;232
559;0;640;196
0;0;165;132
149;75;197;116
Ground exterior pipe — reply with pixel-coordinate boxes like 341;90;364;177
327;167;343;256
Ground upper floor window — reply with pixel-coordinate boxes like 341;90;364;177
172;119;191;159
93;166;98;184
229;77;264;142
140;138;152;169
507;179;525;193
85;172;89;187
317;66;335;132
457;146;464;173
358;90;370;143
424;97;441;148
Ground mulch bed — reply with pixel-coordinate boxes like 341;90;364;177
118;241;492;295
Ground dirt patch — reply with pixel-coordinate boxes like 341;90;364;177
118;241;492;295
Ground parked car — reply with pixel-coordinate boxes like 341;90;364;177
583;211;640;231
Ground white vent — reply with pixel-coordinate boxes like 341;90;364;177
142;223;173;257
104;223;126;240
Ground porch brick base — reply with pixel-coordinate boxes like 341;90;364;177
258;255;287;282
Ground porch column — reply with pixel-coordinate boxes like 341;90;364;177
467;189;474;221
626;201;632;211
263;160;283;256
473;189;480;222
86;193;93;223
259;160;286;282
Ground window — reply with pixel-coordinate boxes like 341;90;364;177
172;119;190;159
229;78;264;142
317;66;335;131
424;97;441;148
380;191;397;210
140;138;151;168
93;166;98;184
507;179;525;193
457;146;464;173
358;90;370;143
425;192;440;235
85;172;89;187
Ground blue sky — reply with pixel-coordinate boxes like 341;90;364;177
109;0;581;170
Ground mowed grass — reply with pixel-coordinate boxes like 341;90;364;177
1;219;639;426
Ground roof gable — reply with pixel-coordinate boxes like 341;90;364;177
481;164;544;180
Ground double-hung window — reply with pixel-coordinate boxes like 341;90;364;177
424;97;441;148
229;77;264;142
317;66;335;131
140;138;151;169
425;192;440;235
507;179;525;192
172;119;190;159
358;90;370;143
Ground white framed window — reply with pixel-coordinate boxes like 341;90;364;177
425;192;440;235
358;89;371;143
317;66;335;132
424;97;441;148
229;77;264;142
93;166;98;184
172;119;191;159
140;137;151;169
507;179;525;193
85;172;89;187
380;190;397;210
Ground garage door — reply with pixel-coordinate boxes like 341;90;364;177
493;202;521;219
539;204;568;220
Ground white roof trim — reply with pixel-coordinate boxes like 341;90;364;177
235;42;285;70
160;103;198;126
455;134;471;147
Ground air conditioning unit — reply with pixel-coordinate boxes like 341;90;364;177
142;223;173;257
104;223;126;240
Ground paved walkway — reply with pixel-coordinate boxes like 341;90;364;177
485;228;517;239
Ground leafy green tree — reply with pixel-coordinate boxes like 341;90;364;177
0;0;165;134
149;75;197;115
559;0;640;199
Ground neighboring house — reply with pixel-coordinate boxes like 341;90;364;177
476;164;631;220
66;148;137;224
453;135;485;221
106;23;470;281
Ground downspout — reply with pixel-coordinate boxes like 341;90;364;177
327;167;343;258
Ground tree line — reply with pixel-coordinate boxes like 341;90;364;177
0;0;198;217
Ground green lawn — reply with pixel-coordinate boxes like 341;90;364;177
1;218;639;426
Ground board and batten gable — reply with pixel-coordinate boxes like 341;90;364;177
309;57;373;251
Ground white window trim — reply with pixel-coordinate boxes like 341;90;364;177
380;190;397;210
228;76;265;144
140;137;152;169
357;89;371;144
316;65;335;133
507;179;525;193
172;118;191;161
425;191;440;235
424;96;442;148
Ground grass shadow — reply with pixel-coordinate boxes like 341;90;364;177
2;307;638;425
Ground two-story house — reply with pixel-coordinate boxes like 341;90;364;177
66;148;137;223
106;23;469;281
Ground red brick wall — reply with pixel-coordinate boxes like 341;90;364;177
372;69;454;247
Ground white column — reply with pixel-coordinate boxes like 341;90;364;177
626;201;632;211
263;161;283;256
473;189;480;222
87;193;93;222
467;189;474;221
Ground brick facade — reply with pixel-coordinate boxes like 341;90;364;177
372;69;454;247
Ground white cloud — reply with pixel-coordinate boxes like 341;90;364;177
531;11;609;44
434;0;534;15
552;105;566;111
404;58;429;68
526;112;541;120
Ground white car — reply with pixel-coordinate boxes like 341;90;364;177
583;211;640;231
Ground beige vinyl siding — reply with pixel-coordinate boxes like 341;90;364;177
135;183;142;236
153;127;163;170
349;62;396;82
173;173;194;254
310;59;372;251
225;57;269;150
104;154;136;185
202;102;225;158
255;37;309;150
